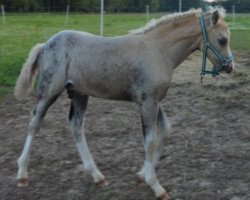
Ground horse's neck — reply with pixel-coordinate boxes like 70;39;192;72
145;16;202;68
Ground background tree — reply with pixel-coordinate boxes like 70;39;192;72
0;0;250;13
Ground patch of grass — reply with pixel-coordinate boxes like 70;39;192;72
227;14;250;29
0;86;13;98
226;15;250;52
230;29;250;52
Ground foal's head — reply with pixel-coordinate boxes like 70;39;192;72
200;9;234;74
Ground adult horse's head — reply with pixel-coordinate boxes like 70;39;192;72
199;8;234;77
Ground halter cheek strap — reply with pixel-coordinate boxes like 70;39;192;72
199;15;234;82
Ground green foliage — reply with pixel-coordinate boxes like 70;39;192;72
1;0;250;13
211;0;250;13
0;0;206;12
150;0;159;12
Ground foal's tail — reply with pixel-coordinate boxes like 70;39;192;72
14;43;44;100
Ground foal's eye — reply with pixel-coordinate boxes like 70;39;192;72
218;37;228;46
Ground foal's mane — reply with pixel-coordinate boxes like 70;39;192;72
129;7;226;35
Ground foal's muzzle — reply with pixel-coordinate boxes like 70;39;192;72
217;60;234;74
225;64;234;74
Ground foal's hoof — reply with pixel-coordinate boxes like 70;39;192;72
17;177;30;187
96;178;109;187
156;192;170;200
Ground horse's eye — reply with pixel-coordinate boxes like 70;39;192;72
218;37;228;46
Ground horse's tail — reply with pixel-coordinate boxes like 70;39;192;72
14;43;44;100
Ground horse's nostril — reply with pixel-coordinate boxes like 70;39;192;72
226;66;233;74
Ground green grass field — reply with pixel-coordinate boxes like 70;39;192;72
0;13;250;96
226;15;250;51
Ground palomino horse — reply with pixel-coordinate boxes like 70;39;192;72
15;8;234;200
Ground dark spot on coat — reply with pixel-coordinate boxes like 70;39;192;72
102;62;108;72
157;107;164;122
41;68;55;84
67;90;74;99
53;59;58;67
32;108;36;116
118;91;132;101
47;34;61;49
33;93;59;119
130;68;146;89
68;102;74;121
87;44;94;49
140;115;148;138
141;92;146;101
67;37;77;46
65;52;71;78
49;41;57;49
37;63;59;98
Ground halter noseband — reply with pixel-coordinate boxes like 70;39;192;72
199;15;234;82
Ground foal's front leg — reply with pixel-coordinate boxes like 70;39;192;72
137;105;171;183
139;100;169;200
155;105;171;161
69;93;108;186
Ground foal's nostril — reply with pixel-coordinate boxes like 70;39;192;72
226;66;233;74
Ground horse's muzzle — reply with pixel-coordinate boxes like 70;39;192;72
220;61;234;74
226;61;234;73
225;65;233;73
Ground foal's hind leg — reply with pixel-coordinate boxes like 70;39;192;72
68;92;108;186
17;95;59;187
138;100;169;199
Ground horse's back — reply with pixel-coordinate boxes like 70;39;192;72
38;30;170;102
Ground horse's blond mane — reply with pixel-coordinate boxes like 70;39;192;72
129;9;202;35
129;7;226;35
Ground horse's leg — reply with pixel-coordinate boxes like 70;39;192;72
17;95;59;187
155;105;171;162
137;105;171;183
138;100;169;200
68;92;108;186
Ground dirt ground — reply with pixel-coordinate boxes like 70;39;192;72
0;51;249;200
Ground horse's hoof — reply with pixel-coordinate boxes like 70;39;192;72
17;177;29;187
156;192;170;200
96;178;109;187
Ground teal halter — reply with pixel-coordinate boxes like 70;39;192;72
199;15;234;82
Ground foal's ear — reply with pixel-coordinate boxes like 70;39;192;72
212;10;220;25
